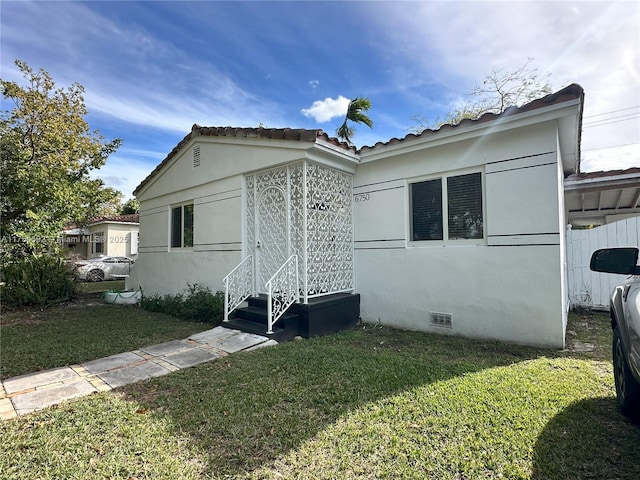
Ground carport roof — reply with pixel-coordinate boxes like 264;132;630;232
565;167;640;225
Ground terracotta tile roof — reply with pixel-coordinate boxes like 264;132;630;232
134;84;584;196
191;125;353;149
89;214;139;224
134;126;354;195
566;167;640;181
359;83;584;152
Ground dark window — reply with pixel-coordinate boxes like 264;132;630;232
171;207;182;248
411;179;443;241
447;172;483;240
183;204;194;247
94;232;104;253
411;172;483;242
171;204;194;248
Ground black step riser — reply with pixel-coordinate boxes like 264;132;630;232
229;292;360;341
234;302;298;326
247;296;268;309
234;308;269;324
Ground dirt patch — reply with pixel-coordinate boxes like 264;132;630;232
564;311;612;361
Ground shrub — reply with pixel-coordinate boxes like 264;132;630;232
141;283;224;324
1;254;78;305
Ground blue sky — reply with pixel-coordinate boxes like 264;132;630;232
2;0;639;199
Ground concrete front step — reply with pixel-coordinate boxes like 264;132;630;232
223;317;299;343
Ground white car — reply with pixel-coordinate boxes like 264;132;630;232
75;256;135;282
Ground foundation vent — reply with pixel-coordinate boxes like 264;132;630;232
193;146;201;168
430;312;452;328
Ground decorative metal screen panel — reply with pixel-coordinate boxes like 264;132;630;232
245;161;353;301
257;186;288;289
305;163;353;297
288;162;306;293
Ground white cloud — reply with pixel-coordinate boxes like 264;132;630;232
1;2;284;132
301;96;350;123
362;0;640;169
309;80;320;88
581;144;640;173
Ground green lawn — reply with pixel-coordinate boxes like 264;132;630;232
1;311;639;479
76;280;126;294
0;296;212;379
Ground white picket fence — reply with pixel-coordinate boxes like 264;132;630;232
567;216;639;310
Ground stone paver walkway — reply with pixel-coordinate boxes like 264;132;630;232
0;326;276;420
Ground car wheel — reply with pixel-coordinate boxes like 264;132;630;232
612;327;640;418
87;269;105;282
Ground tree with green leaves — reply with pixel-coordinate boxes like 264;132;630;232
1;60;123;258
336;97;373;145
121;198;140;215
409;59;553;133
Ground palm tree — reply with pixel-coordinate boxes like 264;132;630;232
336;97;373;145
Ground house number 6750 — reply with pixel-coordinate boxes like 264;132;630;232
354;193;370;202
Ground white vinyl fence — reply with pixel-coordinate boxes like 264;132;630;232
567;216;639;310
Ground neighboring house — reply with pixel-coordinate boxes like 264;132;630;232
128;84;584;348
62;214;139;260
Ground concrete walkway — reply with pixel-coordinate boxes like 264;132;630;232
0;326;276;420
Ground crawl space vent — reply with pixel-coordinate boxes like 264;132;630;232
430;312;452;328
193;146;201;168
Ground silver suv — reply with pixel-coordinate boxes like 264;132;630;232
590;247;640;419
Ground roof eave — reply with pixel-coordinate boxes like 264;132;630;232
360;97;583;164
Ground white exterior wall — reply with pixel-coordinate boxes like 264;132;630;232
354;122;567;348
88;223;139;259
128;137;314;296
104;224;139;258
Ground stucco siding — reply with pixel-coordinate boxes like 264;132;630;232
128;250;241;296
88;223;139;258
485;155;560;240
132;169;245;296
138;138;310;201
104;224;138;257
193;187;243;252
355;245;564;347
353;119;565;347
138;207;168;253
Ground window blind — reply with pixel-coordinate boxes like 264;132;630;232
447;172;483;240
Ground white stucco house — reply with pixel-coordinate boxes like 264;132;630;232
62;214;139;260
127;84;584;348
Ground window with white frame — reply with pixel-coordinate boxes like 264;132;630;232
410;171;484;242
170;203;194;249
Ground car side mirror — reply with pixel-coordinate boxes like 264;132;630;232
590;248;640;275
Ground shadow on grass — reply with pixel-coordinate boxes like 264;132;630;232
531;397;640;480
120;326;551;477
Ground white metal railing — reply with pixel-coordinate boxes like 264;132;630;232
266;255;299;334
223;255;255;322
